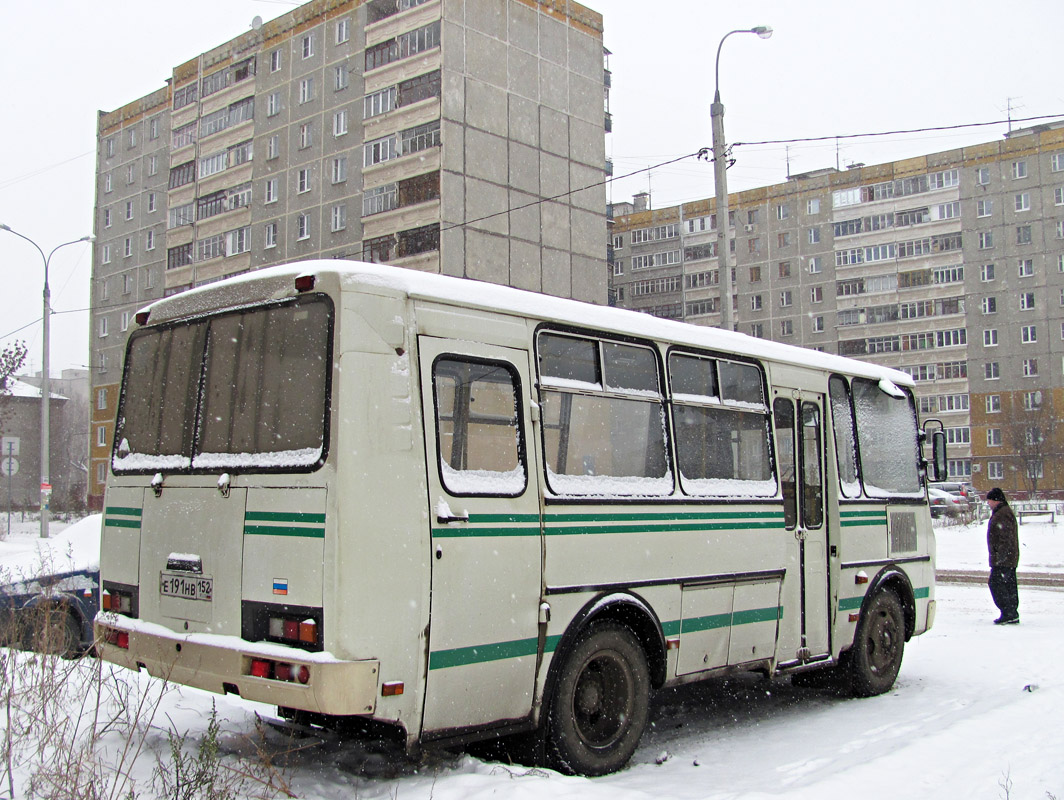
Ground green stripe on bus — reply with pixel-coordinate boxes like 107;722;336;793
432;526;540;538
243;525;325;538
105;506;142;517
840;510;887;518
546;511;783;523
245;511;326;524
545;521;783;536
429;636;541;670
838;595;864;611
105;519;142;529
914;586;930;599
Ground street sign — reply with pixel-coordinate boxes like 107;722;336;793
1;457;18;477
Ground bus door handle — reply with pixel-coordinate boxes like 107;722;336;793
794;528;807;542
436;512;469;524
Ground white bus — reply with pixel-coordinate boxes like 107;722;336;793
97;261;945;775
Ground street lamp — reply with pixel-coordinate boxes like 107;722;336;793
711;25;773;331
0;224;93;538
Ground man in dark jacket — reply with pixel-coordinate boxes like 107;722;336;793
986;487;1020;624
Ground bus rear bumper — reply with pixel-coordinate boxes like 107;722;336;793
95;615;379;716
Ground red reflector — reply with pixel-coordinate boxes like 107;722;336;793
250;659;272;679
135;311;150;325
117;632;129;649
294;275;316;292
297;666;311;685
849;612;861;623
382;681;404;697
274;663;293;682
283;619;300;640
855;575;869;585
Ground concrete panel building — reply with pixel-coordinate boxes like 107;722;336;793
90;0;609;509
610;121;1064;497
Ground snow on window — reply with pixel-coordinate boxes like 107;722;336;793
852;378;921;497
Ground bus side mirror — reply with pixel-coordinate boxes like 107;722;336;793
931;430;947;483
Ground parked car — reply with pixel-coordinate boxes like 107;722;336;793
0;514;102;658
928;487;965;519
0;567;99;657
930;481;973;509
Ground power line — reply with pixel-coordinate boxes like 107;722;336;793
733;113;1064;149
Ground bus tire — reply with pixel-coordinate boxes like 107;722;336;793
546;622;650;776
848;589;904;697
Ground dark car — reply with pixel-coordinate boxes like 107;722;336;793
0;566;100;658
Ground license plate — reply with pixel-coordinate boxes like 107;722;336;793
160;571;213;602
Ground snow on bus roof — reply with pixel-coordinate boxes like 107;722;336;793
141;260;914;387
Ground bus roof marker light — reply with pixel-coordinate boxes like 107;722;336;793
135;310;150;325
295;274;316;292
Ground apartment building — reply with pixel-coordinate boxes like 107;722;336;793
610;121;1064;497
89;0;609;509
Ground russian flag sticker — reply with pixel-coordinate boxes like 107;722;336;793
273;578;289;596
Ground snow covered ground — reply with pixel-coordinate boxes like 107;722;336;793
0;514;1061;799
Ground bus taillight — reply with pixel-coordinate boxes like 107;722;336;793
102;584;138;617
248;658;310;684
267;616;319;647
103;628;130;649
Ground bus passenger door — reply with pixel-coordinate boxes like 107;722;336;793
774;396;830;660
417;337;544;735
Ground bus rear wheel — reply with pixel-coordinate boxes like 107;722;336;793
546;623;650;776
848;589;905;697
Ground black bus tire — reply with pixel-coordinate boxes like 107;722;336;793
546;622;650;776
848;589;905;697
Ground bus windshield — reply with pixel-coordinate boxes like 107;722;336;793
112;295;332;473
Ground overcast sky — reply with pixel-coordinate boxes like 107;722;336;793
1;0;1060;374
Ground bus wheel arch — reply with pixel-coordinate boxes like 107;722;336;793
864;566;916;641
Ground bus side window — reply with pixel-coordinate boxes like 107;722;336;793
801;402;824;529
829;375;861;498
773;399;797;529
432;358;526;497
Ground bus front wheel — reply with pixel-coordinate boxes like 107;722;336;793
546;622;650;776
848;589;905;697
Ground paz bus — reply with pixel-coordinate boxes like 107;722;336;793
96;260;945;775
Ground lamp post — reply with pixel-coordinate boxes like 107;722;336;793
0;225;93;537
712;25;773;331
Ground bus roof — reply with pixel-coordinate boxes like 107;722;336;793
141;259;915;388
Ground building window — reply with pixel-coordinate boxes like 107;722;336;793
301;33;314;59
987;429;1002;447
778;261;791;279
145;230;155;251
1020;292;1036;311
988;461;1003;480
123;238;133;257
977;199;993;217
779;290;793;307
364;135;397;166
812;315;824;332
147;193;157;213
751;295;763;311
226;226;250;256
810;286;823;303
336;18;350;43
266;134;279;160
976;166;990;185
122;273;132;294
270;49;282;72
1012;160;1027;179
125;200;134;220
297;213;310;240
264;178;278;204
266;92;281;117
777;232;791;248
808;256;822;274
99;317;108;338
1016;225;1032;244
1023;358;1038;377
807;198;820;214
749;266;761;283
197;234;224;262
980;263;995;281
299;78;314;104
979;231;994;249
983;329;997;347
776;203;789;220
981;297;997;314
397;223;440;257
985;362;999;380
297;168;311;194
299;122;312;149
1023;391;1042;411
986;395;1001;413
333;110;348;137
807;227;820;244
144;267;154;289
1018;258;1034;277
148;155;158;176
1053;153;1064;172
1021;325;1037;343
364;86;396;118
331;203;346;232
167;243;192;270
1015;192;1031;212
331;156;348;184
264;221;277;249
334;64;349;91
780;319;793;336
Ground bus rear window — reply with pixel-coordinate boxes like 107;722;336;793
113;296;331;473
